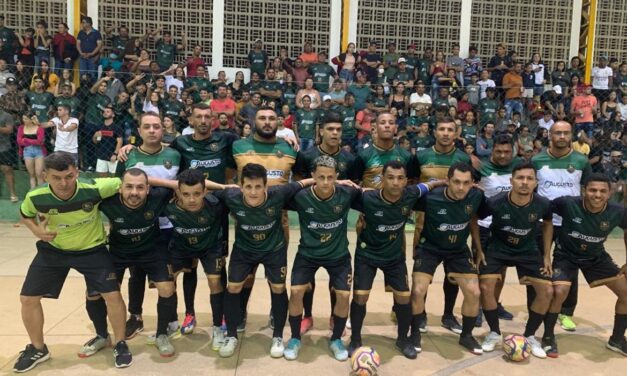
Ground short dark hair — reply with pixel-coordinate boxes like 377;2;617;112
82;17;93;25
177;169;205;189
321;111;342;126
57;104;71;113
192;103;211;112
382;160;407;175
511;161;536;177
122;167;148;183
583;173;611;189
44;152;76;171
241;163;267;185
36;20;48;28
447;162;473;179
494;134;514;146
436;116;456;129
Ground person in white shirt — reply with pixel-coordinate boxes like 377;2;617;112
42;104;79;163
591;56;613;101
409;81;432;116
477;70;496;99
537;112;554;132
275;113;296;140
530;53;546;96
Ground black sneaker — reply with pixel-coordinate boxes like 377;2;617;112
441;315;462;334
459;335;483;355
125;315;144;340
409;332;422;352
347;339;362;357
475;309;483;327
237;313;247;333
607;336;627;356
497;303;514;320
13;344;50;373
542;336;559;358
113;341;133;368
395;338;418;359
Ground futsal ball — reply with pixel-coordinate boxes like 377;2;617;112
503;334;531;362
350;346;380;376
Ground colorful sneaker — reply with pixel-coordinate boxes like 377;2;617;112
526;336;547;358
329;339;348;361
212;326;225;351
13;344;50;373
606;336;627;356
113;341;133;368
155;334;175;357
237;314;247;333
270;337;285;358
395;338;418;359
220;318;227;332
125;315;144;340
78;335;110;358
146;325;181;345
347;339;362;357
558;314;576;332
441;315;463;335
219;336;238;358
181;313;196;335
409;332;422;353
542;336;559;358
481;331;502;352
284;338;301;360
300;316;314;336
459;335;483;355
497;303;514;320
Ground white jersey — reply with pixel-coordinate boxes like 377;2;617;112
51;116;79;153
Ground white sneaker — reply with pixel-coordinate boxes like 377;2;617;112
219;336;238;358
526;336;547;359
481;331;502;352
270;337;285;358
212;326;226;351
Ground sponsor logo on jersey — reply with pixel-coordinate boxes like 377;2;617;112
600;221;610;231
241;220;276;232
190;159;221;169
114;217;125;223
119;226;152;236
82;202;94;212
437;209;447;215
374;211;384;217
495;185;512;193
144;211;154;220
174;227;210;235
401;206;410;216
266;207;276;216
437;222;469;231
543;181;574;189
185;147;195;152
500;226;532;236
307;218;343;230
567;231;605;243
267;170;284;179
572;217;582;224
236;211;246;217
305;208;314;214
338;162;347;171
501;214;511;220
276;150;284;158
567;164;575;173
372;174;382;185
376;222;405;232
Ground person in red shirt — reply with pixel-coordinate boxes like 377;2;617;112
299;42;317;68
185;45;206;77
281;103;294;129
570;84;598;138
52;22;76;72
210;84;237;128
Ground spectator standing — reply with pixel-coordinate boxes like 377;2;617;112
43;104;79;163
92;106;122;176
446;44;464;85
247;39;268;79
308;52;337;97
299;41;317;68
258;68;283;104
84;80;112;169
16;28;36;68
0;106;16;201
54;82;80;118
530;53;547;96
17;112;46;188
487;43;512;100
551;61;570;94
477;70;496;99
570;85;597;138
567;56;584;79
333;42;360;82
33;20;52;68
0;77;26;117
502;62;524;121
154;28;186;71
185;45;206;78
210;84;237;129
52;22;77;73
463;46;482;86
382;42;400;82
0;58;15;96
591;56;613;102
347;72;371;112
362;41;382;84
77;17;103;82
0;16;16;64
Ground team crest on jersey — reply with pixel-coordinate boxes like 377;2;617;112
305;208;314;214
401;206;410;216
437;209;447;215
572;217;583;224
600;221;610;231
276;150;284;158
114;217;125;223
163;160;173;169
338;162;347;171
374;211;383;217
465;205;473;214
528;213;537;222
198;216;208;224
48;209;59;215
266;207;276;216
144;211;154;220
333;205;343;214
82;202;94;212
210;143;219;151
567;164;575;173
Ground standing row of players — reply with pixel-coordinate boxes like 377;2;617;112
12;107;627;372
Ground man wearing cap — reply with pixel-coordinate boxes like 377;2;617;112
540;85;565;119
0;58;14;96
402;44;419;82
394;58;414;89
362;41;382;84
54;82;80;118
591;56;613;102
0;77;27;118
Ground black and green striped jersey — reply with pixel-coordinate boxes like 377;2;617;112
287;185;360;261
164;194;227;253
415;146;470;183
170;132;238;184
20;178;121;251
415;186;484;252
552;196;626;258
293;145;357;180
479;192;552;255
100;188;171;255
352;184;429;261
354;144;413;188
295;108;318;140
214;183;302;253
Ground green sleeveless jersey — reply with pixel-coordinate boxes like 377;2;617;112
352;184;429;261
553;196;626;258
415;146;470;183
287;185;360;261
214;183;302;253
294;146;356;180
295;108;318;139
416;186;484;252
100;188;172;255
20;178;121;251
232;137;297;187
355;144;413;188
170;133;238;184
480;192;552;255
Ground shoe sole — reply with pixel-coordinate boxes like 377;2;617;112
13;353;50;373
181;327;195;335
531;352;547;359
419;327;428;333
560;326;576;332
126;327;144;340
219;351;236;358
396;346;418;360
77;342;111;358
159;351;175;358
546;352;559;358
284;353;298;360
606;343;627;356
270;351;284;358
115;359;133;368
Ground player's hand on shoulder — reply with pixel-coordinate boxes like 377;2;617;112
337;180;360;189
117;144;135;161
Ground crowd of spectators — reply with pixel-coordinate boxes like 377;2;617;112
0;15;625;202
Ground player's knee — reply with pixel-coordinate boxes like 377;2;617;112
156;282;175;297
538;284;554;300
20;295;41;307
354;294;369;305
208;279;223;292
479;280;496;296
553;285;570;301
411;280;428;297
227;283;243;294
393;294;409;305
100;291;124;305
269;284;286;294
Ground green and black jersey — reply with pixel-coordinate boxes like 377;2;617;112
54;96;81;118
185;77;214;102
412;134;434;153
155;40;177;68
309;63;336;92
478;98;499;126
287;185;360;261
20;178;121;251
100;188;172;255
214;183;303;253
85;93;112;125
352;184;429;261
354;144;413;188
294;145;356;180
170;132;238;183
479;192;552;255
552;196;626;258
164;194;227;253
415;146;470;183
339;105;357;138
295;108;318;140
26;91;54;122
416;186;484;252
460;123;478;147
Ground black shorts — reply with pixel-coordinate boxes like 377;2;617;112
291;253;352;291
552;251;622;288
228;246;287;285
0;150;16;166
110;249;173;284
21;241;120;299
479;251;550;285
412;247;478;282
169;244;226;277
353;255;409;296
